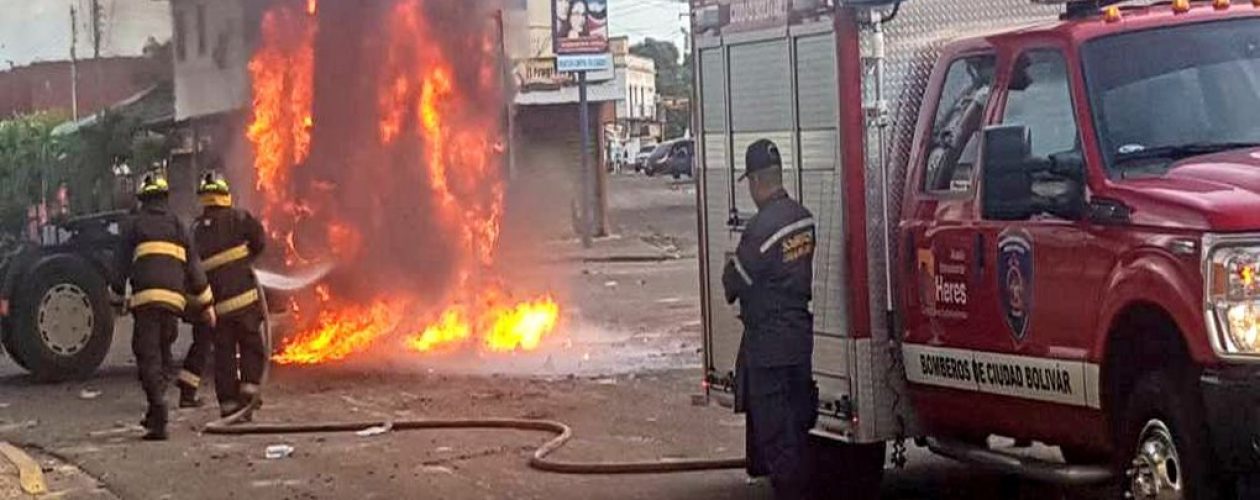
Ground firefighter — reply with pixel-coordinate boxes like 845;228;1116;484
722;139;817;500
191;172;268;419
176;301;214;408
113;173;215;441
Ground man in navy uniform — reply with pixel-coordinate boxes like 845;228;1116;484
723;139;817;499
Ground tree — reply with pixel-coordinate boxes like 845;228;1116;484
630;38;693;138
0;113;69;233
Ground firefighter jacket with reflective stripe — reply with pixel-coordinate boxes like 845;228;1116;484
722;191;816;368
194;206;266;319
114;201;212;314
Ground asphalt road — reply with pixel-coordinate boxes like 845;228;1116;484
1;175;1111;499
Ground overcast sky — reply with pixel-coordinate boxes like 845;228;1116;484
0;0;687;68
608;0;689;49
0;0;170;68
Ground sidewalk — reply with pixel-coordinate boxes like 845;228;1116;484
547;233;693;263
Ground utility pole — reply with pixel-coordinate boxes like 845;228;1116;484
91;0;103;59
70;5;79;121
578;70;593;248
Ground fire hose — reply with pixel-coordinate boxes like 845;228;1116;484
202;272;746;475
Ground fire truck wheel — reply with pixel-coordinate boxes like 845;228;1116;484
1120;370;1225;500
8;255;113;382
810;437;885;499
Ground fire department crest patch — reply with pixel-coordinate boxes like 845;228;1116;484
997;229;1033;342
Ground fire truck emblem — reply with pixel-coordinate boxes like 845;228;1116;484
998;230;1034;342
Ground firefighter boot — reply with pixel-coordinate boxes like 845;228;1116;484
142;405;168;441
178;383;204;409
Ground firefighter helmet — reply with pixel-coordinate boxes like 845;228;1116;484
197;172;233;207
137;172;170;199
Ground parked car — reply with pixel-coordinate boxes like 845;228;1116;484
645;139;694;179
632;145;657;173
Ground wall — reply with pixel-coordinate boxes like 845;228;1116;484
170;0;252;121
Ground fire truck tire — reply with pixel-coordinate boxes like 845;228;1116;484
8;255;113;382
1120;370;1226;500
810;437;885;499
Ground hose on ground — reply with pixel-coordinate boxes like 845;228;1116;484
218;285;744;474
203;411;746;474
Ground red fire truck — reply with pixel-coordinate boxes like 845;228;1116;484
693;0;1260;497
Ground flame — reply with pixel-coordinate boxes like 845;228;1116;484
250;0;561;365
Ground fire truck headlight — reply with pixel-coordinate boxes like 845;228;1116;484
1206;244;1260;355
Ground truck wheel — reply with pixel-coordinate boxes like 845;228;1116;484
811;437;885;499
1;319;32;370
8;256;113;382
1121;371;1225;500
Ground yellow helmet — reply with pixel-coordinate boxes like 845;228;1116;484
137;172;170;199
197;172;233;207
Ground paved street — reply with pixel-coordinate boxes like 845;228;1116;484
1;175;1103;499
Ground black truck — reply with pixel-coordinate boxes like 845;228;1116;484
0;211;126;381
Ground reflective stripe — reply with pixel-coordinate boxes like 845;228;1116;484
131;289;187;310
203;244;250;271
199;193;232;208
241;383;260;395
215;289;260;316
194;286;214;307
760;217;816;254
134;241;187;262
178;370;201;388
733;257;753;286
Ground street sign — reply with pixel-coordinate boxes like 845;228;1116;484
556;53;612;73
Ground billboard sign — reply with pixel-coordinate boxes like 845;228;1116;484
553;0;609;55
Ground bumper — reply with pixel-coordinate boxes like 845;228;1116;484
1201;370;1260;472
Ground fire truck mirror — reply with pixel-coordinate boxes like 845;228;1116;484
981;124;1036;221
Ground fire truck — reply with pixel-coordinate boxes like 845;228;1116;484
693;0;1260;497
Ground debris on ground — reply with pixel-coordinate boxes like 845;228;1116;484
355;422;393;437
78;389;102;400
0;420;38;433
264;445;295;460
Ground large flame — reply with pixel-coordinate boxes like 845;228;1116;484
247;0;559;365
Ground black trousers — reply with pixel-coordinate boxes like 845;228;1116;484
213;312;266;409
132;308;178;425
743;363;816;500
178;323;213;391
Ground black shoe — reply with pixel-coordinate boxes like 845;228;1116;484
179;389;204;409
142;426;168;441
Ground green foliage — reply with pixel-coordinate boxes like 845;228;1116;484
0;111;171;235
630;38;694;139
0;112;69;233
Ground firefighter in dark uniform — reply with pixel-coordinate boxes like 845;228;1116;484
722;139;817;499
191;172;268;418
113;173;215;441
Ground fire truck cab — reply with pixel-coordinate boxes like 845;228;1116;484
693;0;1260;497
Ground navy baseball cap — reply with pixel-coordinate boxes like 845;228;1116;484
740;139;782;181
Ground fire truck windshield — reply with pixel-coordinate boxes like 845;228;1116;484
1082;18;1260;176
